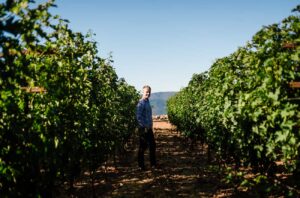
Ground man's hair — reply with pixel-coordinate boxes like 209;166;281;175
143;85;151;91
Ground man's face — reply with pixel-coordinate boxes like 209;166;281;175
142;88;151;99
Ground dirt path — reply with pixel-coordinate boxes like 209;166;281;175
58;121;233;197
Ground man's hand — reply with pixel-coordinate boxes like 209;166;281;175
139;127;147;135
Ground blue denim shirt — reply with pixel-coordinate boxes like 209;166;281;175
136;98;153;128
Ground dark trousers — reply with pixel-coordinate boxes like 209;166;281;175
138;128;156;168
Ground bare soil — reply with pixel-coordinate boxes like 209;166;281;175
56;121;295;197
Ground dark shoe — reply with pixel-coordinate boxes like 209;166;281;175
151;164;161;170
139;166;146;171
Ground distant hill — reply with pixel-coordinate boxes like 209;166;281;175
150;92;177;115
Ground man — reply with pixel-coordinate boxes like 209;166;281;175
136;85;157;170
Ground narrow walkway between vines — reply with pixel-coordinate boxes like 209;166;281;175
57;121;241;197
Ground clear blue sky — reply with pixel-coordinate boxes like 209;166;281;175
51;0;299;92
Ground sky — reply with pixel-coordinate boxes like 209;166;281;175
50;0;299;92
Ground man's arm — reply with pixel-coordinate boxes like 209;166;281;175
136;100;145;128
